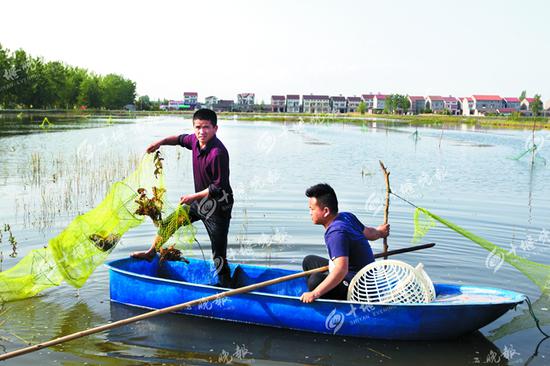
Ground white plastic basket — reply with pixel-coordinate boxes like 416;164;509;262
347;259;436;304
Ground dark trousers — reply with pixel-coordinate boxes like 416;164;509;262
302;255;349;300
188;200;232;279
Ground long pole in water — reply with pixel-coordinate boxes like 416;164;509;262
0;243;434;361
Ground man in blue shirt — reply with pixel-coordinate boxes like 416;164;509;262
300;183;390;303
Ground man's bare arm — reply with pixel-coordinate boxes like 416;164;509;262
146;135;180;153
363;224;390;240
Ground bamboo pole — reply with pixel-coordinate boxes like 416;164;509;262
379;161;391;259
0;243;434;361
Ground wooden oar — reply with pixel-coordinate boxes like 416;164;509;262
0;243;434;361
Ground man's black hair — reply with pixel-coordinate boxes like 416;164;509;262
193;108;217;127
305;183;338;213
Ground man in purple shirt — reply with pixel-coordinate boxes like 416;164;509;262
300;183;390;303
132;109;234;287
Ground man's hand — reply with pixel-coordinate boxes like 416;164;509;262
146;141;162;153
300;291;320;303
179;194;197;205
377;223;390;238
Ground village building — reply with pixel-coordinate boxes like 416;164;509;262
425;96;445;113
183;92;198;109
286;95;301;113
347;96;362;113
302;95;330;113
271;95;286;112
330;96;347;113
408;96;425;114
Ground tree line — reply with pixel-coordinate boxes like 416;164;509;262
0;44;136;110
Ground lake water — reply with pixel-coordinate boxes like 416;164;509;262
0;115;549;365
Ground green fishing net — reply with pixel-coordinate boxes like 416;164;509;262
412;206;550;339
0;153;195;303
156;204;196;251
412;207;436;243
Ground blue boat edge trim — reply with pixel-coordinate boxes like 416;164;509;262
104;258;526;307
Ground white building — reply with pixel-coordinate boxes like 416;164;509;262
286;95;300;113
303;95;330;113
205;96;218;108
361;94;375;110
237;93;255;105
462;97;474;115
330;96;347;113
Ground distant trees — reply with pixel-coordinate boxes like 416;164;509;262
0;43;136;109
385;94;410;114
358;101;366;114
530;94;543;116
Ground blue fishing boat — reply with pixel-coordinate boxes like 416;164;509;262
106;256;525;341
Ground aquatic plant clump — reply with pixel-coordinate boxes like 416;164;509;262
159;244;189;263
134;187;166;225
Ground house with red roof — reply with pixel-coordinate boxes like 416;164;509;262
461;97;474;115
425;96;444;112
503;97;521;111
471;95;503;115
303;95;330;113
347;96;362;113
442;96;459;115
373;94;387;111
520;97;536;111
407;96;425;114
361;94;375;110
271;95;286;112
286;95;300;113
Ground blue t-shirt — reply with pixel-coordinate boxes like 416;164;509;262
324;212;375;282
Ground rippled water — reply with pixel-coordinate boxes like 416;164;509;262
0;115;549;365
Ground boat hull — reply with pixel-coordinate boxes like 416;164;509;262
106;257;524;340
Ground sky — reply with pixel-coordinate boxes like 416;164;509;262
1;0;549;103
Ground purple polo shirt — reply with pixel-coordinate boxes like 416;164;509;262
178;133;233;205
325;212;374;282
